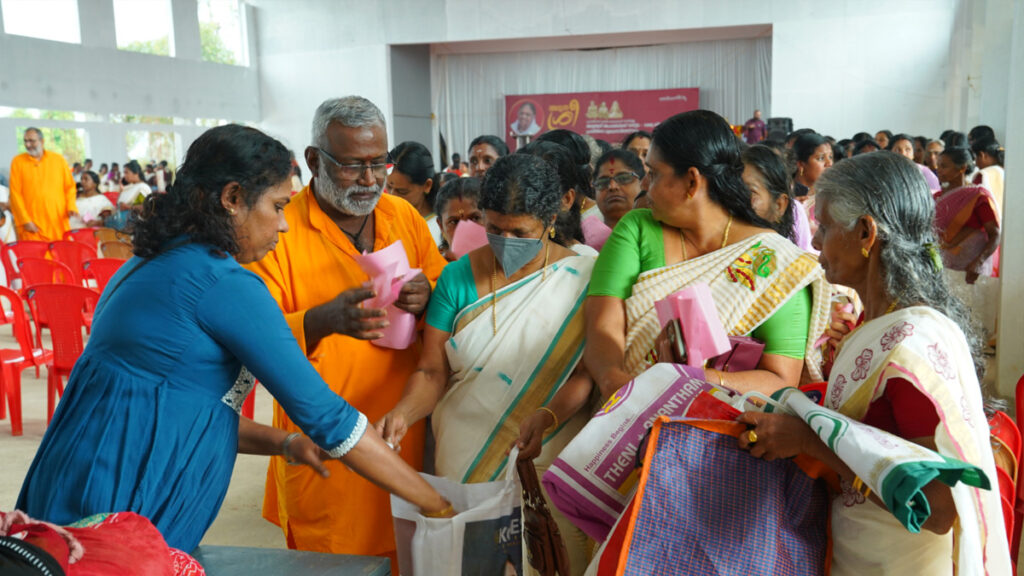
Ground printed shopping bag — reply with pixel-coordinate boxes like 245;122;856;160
391;450;523;576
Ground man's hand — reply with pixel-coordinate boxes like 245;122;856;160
395;272;431;316
23;222;39;233
304;283;389;353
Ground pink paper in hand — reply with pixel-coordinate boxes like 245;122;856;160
654;283;731;367
450;220;489;259
581;215;613;251
355;240;422;350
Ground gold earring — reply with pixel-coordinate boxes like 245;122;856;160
549;228;556;239
229;209;236;215
799;167;804;176
861;247;870;258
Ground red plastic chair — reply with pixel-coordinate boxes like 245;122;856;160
102;192;120;205
82;258;125;293
62;228;100;252
26;284;99;423
18;257;77;350
50;241;96;286
1;241;51;290
0;286;53;436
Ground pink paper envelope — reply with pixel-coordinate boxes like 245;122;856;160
450;220;489;259
355;240;422;350
654;283;731;367
581;215;612;251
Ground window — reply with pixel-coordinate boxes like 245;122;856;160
1;0;81;43
114;0;174;56
16;126;89;165
198;0;246;65
126;130;179;170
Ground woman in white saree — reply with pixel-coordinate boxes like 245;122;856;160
378;154;595;574
738;152;1010;575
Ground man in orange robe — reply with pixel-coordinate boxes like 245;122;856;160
9;128;78;242
245;96;446;565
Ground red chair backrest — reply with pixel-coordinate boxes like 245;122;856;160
82;258;125;294
6;240;51;262
0;285;39;359
49;241;95;285
0;243;19;288
63;228;100;252
102;192;120;205
26;284;98;371
17;258;76;291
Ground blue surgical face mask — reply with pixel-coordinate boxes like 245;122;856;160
487;233;543;277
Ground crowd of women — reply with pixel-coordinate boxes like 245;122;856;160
8;106;1011;575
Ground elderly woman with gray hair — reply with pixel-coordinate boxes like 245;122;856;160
737;152;1010;575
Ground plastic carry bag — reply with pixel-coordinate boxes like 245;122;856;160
391;449;523;576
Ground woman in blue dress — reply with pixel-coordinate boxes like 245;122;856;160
17;124;451;552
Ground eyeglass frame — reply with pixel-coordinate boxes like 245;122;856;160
593;171;641;191
313;146;390;180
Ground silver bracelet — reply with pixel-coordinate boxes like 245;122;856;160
281;432;302;463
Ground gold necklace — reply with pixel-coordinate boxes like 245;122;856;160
885;298;900;315
678;215;733;261
491;241;551;335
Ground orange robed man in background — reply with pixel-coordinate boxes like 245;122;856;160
9;127;78;241
245;96;447;565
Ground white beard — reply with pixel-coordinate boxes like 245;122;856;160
316;161;382;216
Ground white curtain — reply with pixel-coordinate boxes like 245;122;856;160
434;37;771;157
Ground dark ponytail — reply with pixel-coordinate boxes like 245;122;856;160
651;110;773;229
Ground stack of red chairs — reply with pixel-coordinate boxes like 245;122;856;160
0;286;54;436
25;284;99;424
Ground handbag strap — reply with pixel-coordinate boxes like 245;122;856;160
516;458;571;576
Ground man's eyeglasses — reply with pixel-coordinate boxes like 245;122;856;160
315;147;390;180
593;172;640;191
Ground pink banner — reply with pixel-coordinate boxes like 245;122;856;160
504;88;699;151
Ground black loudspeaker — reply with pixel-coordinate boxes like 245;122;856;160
767;117;793;136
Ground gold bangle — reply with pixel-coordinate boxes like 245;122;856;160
852;476;872;498
710;368;725;388
537;406;559;431
422;503;454;518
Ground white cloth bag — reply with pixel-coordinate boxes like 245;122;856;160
391;449;523;576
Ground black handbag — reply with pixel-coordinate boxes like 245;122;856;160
0;536;65;576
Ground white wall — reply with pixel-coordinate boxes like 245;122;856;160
251;0;1014;156
0;0;260;168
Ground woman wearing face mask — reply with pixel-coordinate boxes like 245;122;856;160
377;154;595;574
